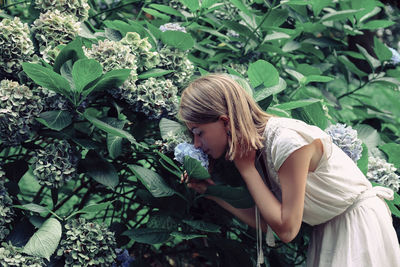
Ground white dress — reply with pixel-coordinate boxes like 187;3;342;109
260;117;400;267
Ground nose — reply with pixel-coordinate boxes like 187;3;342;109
193;135;201;149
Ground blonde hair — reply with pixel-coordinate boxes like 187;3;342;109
178;73;272;160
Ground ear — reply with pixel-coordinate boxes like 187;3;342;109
219;115;230;128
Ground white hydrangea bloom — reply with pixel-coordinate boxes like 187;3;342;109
367;156;400;192
159;23;187;33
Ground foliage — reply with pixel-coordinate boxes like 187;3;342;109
0;0;399;266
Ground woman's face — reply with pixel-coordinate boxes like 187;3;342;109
187;116;229;159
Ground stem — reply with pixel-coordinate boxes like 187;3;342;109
337;80;369;100
89;0;140;19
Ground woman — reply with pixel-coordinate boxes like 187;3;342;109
178;73;400;266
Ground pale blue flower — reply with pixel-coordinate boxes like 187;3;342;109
174;142;209;169
325;123;363;162
159;23;186;33
112;248;135;267
389;47;400;64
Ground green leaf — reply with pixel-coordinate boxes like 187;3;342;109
179;0;200;12
353;124;384;152
36;110;72;131
248;60;279;88
170;232;207;240
104;20;146;37
206;185;254;209
83;150;119;189
182;220;221;233
53;38;86;73
129;165;175;197
105;28;123;41
107;134;123;159
273;99;321;110
373;36;393;62
23;218;62;261
149;4;184;18
338;55;368;77
142;7;170;20
161;30;195;50
311;0;332;16
82;69;131;99
356;44;380;70
83;109;137;144
138;69;174;79
68;201;113;219
122;228;171;244
72;59;103;93
379;143;400;170
12;203;49;214
253;78;286;103
357;143;368;175
303;75;334;85
320;9;362;22
360;19;395;30
22;63;71;98
184;156;210;180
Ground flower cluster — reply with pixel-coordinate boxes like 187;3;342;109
34;0;90;21
0;170;14;242
0;80;43;146
325;123;363;162
174;142;209;169
130;77;179;120
0;17;35;77
0;241;45;267
32;139;78;189
158;46;194;90
156;130;192;153
57;218;117;266
389;47;400;65
159;23;187;33
367;157;400;192
32;10;80;63
213;1;239;21
112;249;135;267
33;87;71;112
120;32;160;72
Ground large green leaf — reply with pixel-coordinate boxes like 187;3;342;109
182;219;221;233
180;0;199;12
22;63;71;98
184;156;210;180
248;60;279;88
82;69;131;99
379;143;400;170
23;218;62;261
149;4;184;18
161;31;195;50
129;165;175;197
373;36;393;62
122;228;171;244
360;19;395;30
104;20;145;37
67;201;113;219
320;9;362;22
142;7;170;20
273;99;321;110
72;59;103;93
253;77;286;102
205;185;254;209
53;38;86;73
356;44;380;70
357;143;368;175
353;124;384;152
83;109;136;144
105;118;125;159
83;150;119;189
36;110;72;131
138;69;174;79
338;56;368;77
13;203;49;214
159;118;186;140
170;232;207;240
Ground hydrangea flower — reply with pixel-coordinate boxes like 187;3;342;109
127;77;179;120
0;170;14;242
367;157;400;192
158;46;194;90
159;23;187;33
32;139;78;189
57;218;117;266
32;10;80;63
0;17;35;76
0;79;43;146
388;47;400;64
174;142;209;169
35;0;90;21
0;241;45;267
112;249;135;267
325;123;363;162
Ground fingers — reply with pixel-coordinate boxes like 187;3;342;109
180;170;189;184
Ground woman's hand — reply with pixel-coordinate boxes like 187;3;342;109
181;170;215;194
233;149;256;174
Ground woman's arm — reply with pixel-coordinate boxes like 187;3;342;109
235;139;322;243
